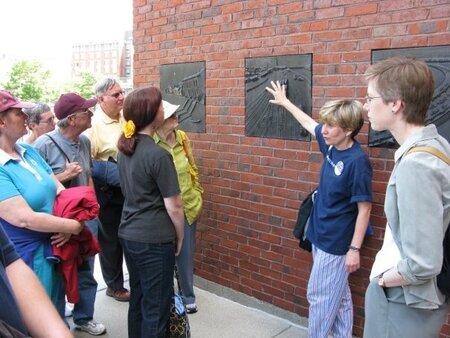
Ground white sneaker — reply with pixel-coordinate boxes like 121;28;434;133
64;304;73;317
186;303;198;314
75;320;106;336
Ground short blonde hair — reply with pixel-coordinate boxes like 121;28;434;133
319;99;365;139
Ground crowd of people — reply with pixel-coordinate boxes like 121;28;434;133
0;56;448;338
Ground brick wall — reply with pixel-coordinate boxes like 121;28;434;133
133;1;450;336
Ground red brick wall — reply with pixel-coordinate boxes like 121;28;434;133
133;1;450;336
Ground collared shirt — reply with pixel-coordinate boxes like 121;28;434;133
383;124;450;309
0;144;56;267
0;144;55;213
86;106;125;161
154;130;203;224
33;128;92;187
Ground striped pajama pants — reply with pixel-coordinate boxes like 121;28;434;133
307;245;353;338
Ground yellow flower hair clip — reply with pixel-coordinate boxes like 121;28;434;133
123;120;136;139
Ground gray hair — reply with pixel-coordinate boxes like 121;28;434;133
94;78;118;97
24;103;51;125
56;117;70;129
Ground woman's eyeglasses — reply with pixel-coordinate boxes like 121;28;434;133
39;116;56;124
365;95;382;103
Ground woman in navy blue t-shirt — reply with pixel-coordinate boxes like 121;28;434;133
267;81;372;338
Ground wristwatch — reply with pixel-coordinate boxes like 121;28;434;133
378;273;385;287
348;245;360;252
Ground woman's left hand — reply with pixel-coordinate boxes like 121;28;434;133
345;250;360;273
51;232;72;247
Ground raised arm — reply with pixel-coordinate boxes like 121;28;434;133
266;80;318;137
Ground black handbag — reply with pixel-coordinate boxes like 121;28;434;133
167;266;191;338
293;189;316;252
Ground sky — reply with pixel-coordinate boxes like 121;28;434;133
0;0;133;59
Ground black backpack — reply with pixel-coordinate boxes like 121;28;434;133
293;190;316;252
437;224;450;297
406;146;450;297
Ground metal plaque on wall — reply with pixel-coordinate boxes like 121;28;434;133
245;54;312;141
369;46;450;147
160;62;206;133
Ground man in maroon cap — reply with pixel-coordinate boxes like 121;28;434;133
34;93;107;336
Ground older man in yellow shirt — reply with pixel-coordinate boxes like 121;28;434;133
86;78;130;302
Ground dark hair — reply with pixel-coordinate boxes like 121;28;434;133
117;87;162;156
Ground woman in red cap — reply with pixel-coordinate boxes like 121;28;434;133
0;90;83;318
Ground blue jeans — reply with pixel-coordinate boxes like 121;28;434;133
56;218;99;324
176;219;196;304
73;218;99;324
120;239;175;338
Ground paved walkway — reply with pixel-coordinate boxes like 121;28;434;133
69;258;309;338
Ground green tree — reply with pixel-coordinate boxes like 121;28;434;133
67;72;98;98
2;60;52;102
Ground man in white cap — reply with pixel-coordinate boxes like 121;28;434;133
154;100;204;314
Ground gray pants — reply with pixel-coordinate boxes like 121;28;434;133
364;278;449;338
176;219;197;305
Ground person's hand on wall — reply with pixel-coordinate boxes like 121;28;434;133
266;80;290;106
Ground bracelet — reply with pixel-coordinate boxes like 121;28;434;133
348;245;360;252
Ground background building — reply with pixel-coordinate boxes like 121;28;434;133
71;30;133;90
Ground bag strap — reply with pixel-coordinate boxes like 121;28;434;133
179;130;193;167
406;146;450;165
174;264;183;296
179;130;198;186
46;134;71;163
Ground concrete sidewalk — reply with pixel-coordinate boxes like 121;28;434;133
69;258;309;338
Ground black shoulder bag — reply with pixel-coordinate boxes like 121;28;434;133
293;189;316;252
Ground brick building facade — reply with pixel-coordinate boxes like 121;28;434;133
132;1;450;336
